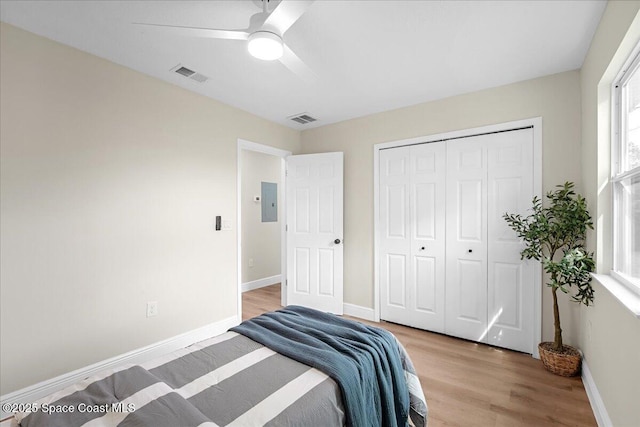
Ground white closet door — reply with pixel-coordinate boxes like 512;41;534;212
487;129;534;353
379;147;412;325
445;137;489;343
410;143;446;332
380;143;446;331
379;128;536;353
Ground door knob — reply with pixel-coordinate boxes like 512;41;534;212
468;249;473;253
420;246;425;250
334;239;342;244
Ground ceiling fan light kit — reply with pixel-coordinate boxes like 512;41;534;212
247;31;283;61
133;0;315;78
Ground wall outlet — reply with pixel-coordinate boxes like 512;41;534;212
248;258;254;268
146;301;158;317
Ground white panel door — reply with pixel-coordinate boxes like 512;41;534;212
379;146;411;323
286;152;344;314
445;137;488;342
487;128;534;353
380;143;446;332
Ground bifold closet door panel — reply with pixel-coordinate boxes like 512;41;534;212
486;129;535;353
445;137;489;343
380;146;412;324
379;144;446;332
410;143;446;332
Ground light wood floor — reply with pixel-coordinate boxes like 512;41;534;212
243;284;597;427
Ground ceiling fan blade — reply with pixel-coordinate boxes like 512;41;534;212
279;44;316;83
263;0;314;35
133;23;249;40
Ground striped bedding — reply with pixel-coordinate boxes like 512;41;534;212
15;323;426;427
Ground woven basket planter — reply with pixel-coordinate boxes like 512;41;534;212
538;342;581;377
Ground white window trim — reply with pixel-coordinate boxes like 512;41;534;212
610;270;640;297
592;273;640;318
607;40;640;317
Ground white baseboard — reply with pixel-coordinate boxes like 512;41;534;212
343;303;376;321
0;315;238;420
242;274;281;292
582;359;612;427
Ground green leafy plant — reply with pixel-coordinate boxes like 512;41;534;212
503;182;595;352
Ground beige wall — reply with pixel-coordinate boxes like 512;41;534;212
241;150;282;283
301;70;583;348
579;1;640;426
0;23;300;394
4;6;640;424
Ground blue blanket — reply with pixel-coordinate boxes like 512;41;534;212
231;305;409;427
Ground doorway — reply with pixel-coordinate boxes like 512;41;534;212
237;140;291;321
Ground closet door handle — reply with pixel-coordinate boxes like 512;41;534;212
334;239;342;245
420;246;425;250
468;249;473;253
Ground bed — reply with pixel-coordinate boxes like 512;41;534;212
12;306;427;427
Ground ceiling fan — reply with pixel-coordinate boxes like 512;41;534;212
134;0;315;81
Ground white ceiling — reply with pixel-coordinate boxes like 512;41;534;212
0;0;606;130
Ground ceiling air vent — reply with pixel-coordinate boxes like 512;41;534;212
288;113;317;125
171;65;209;84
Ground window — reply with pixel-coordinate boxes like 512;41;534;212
613;44;640;294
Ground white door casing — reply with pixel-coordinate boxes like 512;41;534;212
286;152;344;314
379;143;446;331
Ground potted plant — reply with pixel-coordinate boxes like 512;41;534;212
503;182;595;376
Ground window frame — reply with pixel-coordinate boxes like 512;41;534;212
612;42;640;296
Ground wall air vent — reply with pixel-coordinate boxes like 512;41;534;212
171;65;209;84
288;113;317;125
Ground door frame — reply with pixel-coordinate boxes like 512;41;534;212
237;139;291;322
373;117;543;358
